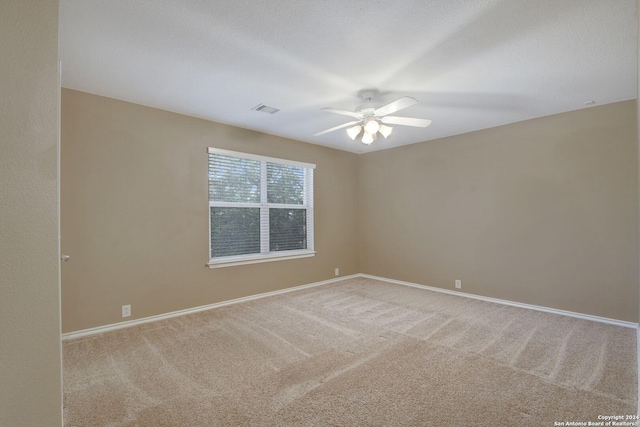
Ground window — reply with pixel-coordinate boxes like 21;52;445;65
207;148;315;268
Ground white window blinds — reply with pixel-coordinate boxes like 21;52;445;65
208;148;315;267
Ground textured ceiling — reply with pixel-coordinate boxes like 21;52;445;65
60;0;637;153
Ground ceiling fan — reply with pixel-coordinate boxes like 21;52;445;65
314;90;432;145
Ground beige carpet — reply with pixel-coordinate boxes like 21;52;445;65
63;277;637;426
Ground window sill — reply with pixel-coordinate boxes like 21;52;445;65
207;250;316;269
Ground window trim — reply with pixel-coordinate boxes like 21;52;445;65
208;147;315;170
207;148;315;269
207;250;316;268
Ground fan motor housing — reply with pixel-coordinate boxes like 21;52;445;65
356;107;376;117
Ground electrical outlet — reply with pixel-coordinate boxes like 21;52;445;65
455;280;462;289
335;268;339;276
122;304;131;318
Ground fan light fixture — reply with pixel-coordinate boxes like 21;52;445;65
314;91;432;146
347;120;392;144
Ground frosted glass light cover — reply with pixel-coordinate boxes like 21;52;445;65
378;124;393;138
346;125;362;140
364;119;380;134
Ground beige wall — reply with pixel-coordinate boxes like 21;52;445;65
62;92;639;329
359;101;639;322
61;89;359;332
0;1;62;426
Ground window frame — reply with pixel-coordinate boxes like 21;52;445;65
207;147;315;268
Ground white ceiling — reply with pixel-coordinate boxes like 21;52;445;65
59;0;637;154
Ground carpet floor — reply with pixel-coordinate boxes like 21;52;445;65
63;277;637;426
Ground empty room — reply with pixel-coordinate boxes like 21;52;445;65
2;1;640;426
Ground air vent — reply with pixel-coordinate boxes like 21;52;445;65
251;104;280;114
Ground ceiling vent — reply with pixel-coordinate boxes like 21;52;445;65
251;104;280;114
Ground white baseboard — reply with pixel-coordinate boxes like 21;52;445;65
63;272;638;340
359;274;639;329
62;274;360;340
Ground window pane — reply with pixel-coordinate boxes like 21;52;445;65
269;208;306;252
267;163;304;204
209;154;260;203
211;207;260;257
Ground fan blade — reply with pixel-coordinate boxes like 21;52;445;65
381;116;432;127
374;97;418;117
321;108;363;119
314;120;361;136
